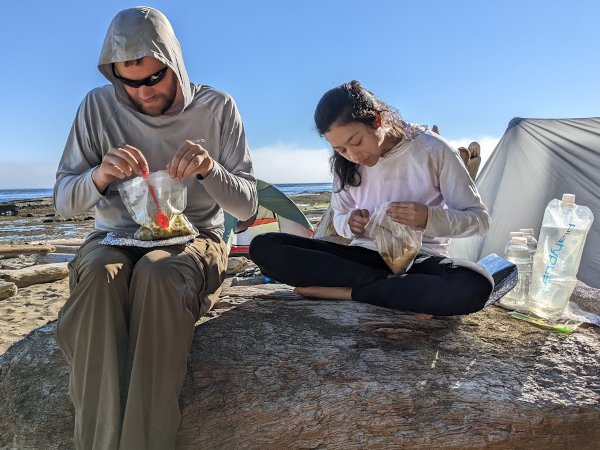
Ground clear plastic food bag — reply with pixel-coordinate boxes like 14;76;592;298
365;202;423;274
117;170;198;241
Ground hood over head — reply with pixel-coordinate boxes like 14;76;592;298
98;7;193;114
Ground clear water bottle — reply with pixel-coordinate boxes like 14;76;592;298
503;231;524;255
519;228;538;261
528;194;594;319
499;236;532;311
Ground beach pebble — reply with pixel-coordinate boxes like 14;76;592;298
226;256;248;275
0;255;38;270
0;280;18;300
230;275;267;286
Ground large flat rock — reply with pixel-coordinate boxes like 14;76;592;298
1;282;599;449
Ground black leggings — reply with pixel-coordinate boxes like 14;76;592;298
249;233;494;316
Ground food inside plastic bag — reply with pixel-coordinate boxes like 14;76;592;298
365;202;423;274
118;170;198;241
132;213;197;241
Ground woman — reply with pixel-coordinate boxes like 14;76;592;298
249;81;493;316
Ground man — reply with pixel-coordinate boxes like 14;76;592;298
54;7;257;449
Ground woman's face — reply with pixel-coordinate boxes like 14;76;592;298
324;121;386;167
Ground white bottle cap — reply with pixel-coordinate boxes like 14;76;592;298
519;228;534;236
562;193;576;204
512;236;528;245
509;231;525;238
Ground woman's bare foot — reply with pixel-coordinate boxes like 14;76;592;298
292;287;433;318
293;286;352;300
414;313;434;320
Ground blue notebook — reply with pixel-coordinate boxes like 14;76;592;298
477;253;518;307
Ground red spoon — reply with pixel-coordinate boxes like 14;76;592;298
142;172;169;229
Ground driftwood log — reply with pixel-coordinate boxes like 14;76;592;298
49;245;80;255
1;282;599;449
29;239;86;247
0;263;70;288
0;244;56;257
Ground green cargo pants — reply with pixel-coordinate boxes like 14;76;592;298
56;231;228;450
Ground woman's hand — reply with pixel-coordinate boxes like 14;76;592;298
348;208;370;235
167;140;214;180
387;202;428;229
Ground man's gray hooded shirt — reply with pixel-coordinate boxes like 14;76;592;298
54;7;257;237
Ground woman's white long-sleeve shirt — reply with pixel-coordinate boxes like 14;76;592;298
331;130;490;256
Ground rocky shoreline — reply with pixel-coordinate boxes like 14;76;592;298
0;191;331;245
0;198;95;245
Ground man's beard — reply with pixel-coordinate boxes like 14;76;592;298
129;75;178;116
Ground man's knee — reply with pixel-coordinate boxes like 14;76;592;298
134;252;186;283
73;244;134;292
132;251;204;305
130;252;205;324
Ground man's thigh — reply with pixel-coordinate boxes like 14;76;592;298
136;233;228;318
68;233;141;292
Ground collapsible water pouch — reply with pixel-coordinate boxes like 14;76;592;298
528;194;594;319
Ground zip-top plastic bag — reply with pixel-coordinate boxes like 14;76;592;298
117;170;198;241
365;202;423;274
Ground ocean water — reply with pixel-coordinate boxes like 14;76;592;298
275;183;332;197
0;189;54;203
0;183;332;203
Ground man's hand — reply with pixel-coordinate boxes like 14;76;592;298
92;144;149;193
348;208;370;235
387;202;428;229
167;140;214;180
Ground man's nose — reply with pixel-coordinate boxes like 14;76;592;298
137;85;155;99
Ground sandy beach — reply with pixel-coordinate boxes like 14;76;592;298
0;192;330;354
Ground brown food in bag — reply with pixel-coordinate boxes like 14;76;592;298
365;202;423;274
382;248;419;274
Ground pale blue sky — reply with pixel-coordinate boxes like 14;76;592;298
1;0;599;187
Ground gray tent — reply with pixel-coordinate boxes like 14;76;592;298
448;117;600;288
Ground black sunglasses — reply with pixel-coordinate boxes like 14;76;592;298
112;64;169;88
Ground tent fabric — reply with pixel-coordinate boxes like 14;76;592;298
253;180;312;230
448;117;600;288
223;179;313;253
